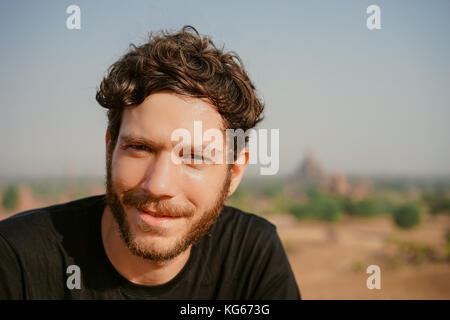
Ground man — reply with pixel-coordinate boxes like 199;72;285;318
0;26;300;299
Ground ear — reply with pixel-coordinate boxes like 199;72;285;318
227;147;249;197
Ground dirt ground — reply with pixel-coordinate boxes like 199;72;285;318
266;213;450;299
1;192;449;300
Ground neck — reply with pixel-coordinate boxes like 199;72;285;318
101;205;191;286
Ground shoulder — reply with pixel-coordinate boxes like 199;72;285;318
218;205;276;232
0;195;105;253
210;206;300;299
208;205;281;264
213;205;277;241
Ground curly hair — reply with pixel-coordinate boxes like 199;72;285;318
96;25;264;158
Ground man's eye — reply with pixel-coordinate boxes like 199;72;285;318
129;145;150;152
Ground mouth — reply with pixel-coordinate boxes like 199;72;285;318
137;207;181;220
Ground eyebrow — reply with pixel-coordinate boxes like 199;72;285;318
119;134;222;152
119;134;162;149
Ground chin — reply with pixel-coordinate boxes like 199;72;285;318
128;231;189;261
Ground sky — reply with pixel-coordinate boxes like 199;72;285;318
0;0;449;179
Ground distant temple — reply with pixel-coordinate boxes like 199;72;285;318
291;150;373;199
292;151;326;185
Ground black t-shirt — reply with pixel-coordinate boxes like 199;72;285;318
0;195;300;299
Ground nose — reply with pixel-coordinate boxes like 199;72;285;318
141;151;178;199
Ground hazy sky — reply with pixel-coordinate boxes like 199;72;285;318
0;0;449;179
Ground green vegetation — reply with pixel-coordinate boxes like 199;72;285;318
227;176;450;233
2;185;19;211
388;238;439;265
341;196;395;217
270;190;399;222
392;202;422;229
422;191;450;214
287;193;342;222
227;178;447;230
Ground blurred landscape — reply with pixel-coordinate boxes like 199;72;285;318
1;151;449;299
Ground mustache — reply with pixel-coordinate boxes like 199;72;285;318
122;191;196;218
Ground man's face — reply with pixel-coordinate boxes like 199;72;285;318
105;92;232;262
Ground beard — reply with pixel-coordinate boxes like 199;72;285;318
105;147;232;262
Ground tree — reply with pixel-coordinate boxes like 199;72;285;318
2;185;19;211
393;202;421;229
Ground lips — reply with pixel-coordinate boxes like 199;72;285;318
138;207;180;219
142;210;165;217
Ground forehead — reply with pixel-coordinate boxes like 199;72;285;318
120;91;225;141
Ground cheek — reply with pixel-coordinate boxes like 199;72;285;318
112;152;147;192
181;166;228;210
